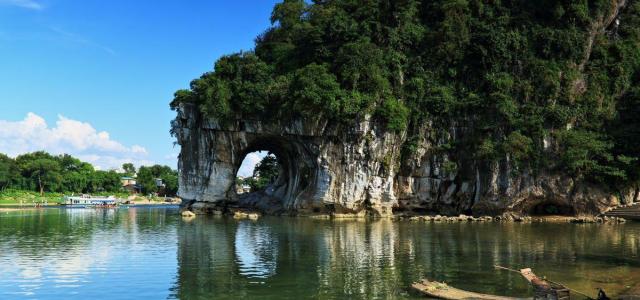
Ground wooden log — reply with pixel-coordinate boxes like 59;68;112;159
519;268;570;300
411;279;531;300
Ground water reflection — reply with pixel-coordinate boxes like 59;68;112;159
234;221;278;279
175;218;640;299
0;207;178;299
1;208;638;299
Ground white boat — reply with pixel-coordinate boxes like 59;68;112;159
62;194;118;207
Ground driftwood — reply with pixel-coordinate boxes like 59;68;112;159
412;267;573;300
519;268;570;300
411;279;531;300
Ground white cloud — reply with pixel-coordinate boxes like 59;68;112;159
0;0;43;10
0;113;151;170
237;151;268;177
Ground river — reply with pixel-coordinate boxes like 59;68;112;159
0;207;638;299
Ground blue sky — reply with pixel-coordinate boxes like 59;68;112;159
0;0;278;172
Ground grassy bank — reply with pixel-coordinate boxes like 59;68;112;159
0;189;170;206
0;189;64;206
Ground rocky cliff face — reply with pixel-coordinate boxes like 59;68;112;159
173;103;637;217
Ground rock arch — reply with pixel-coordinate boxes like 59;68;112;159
232;136;318;212
172;103;401;215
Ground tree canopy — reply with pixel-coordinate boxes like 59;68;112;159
0;151;177;196
137;164;179;196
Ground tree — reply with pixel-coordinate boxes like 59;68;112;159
610;87;640;186
0;154;18;191
271;0;305;29
137;166;157;194
57;154;94;193
250;155;280;191
558;130;624;182
290;63;344;117
22;157;61;195
137;165;179;196
162;171;179;196
0;151;179;195
122;163;136;176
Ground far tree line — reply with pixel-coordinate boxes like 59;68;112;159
0;151;178;196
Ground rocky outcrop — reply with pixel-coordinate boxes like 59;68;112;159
173;102;403;216
172;103;628;217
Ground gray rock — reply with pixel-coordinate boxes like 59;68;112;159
172;103;622;217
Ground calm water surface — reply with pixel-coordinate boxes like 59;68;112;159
0;207;638;299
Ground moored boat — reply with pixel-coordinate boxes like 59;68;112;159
62;194;119;208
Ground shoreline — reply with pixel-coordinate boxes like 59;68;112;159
0;202;180;212
185;208;632;223
2;205;632;223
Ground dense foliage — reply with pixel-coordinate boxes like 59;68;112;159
137;164;179;196
172;0;640;189
0;151;177;196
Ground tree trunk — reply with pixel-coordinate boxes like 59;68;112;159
38;174;44;196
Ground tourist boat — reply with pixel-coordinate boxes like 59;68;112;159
62;194;119;208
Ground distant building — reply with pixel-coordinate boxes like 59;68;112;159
155;178;165;188
235;176;251;194
154;178;168;196
121;177;136;186
121;176;141;194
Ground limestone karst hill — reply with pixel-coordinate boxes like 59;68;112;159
171;0;640;216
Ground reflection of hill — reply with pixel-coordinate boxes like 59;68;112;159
8;211;632;298
234;221;278;279
174;218;640;299
174;217;238;299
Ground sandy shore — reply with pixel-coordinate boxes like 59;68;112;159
0;207;43;212
126;200;181;206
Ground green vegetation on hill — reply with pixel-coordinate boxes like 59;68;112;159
0;151;178;198
171;0;640;189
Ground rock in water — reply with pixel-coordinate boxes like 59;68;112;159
181;210;196;218
233;211;260;220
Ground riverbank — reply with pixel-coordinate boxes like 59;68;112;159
0;207;43;212
0;189;180;208
0;189;64;206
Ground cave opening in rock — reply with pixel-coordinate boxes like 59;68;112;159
234;148;290;214
236;151;281;195
529;201;575;216
226;136;320;215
